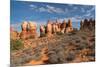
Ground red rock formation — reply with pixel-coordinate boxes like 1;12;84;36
52;23;56;34
10;26;19;40
10;31;19;40
55;23;60;33
68;19;72;27
80;18;95;31
40;25;45;37
55;19;61;32
65;19;73;33
20;21;29;39
46;20;53;37
20;21;37;39
60;20;67;33
28;21;37;38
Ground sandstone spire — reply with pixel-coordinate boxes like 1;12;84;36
46;20;53;37
20;21;29;39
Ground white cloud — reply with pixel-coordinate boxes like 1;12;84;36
38;7;47;12
58;16;82;23
29;4;36;8
69;17;81;22
87;7;95;13
29;4;66;14
84;13;91;17
46;5;65;13
29;4;37;10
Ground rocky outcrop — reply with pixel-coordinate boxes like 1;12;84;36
39;19;74;37
20;21;29;39
28;21;37;38
20;21;37;39
10;31;19;40
60;20;67;33
52;23;56;34
40;25;45;37
65;19;73;33
80;18;95;31
46;20;53;37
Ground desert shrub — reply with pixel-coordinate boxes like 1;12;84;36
56;32;63;35
28;35;35;39
48;53;59;64
73;28;78;32
40;33;46;37
79;42;88;49
66;51;75;62
11;39;24;51
81;35;87;40
75;39;81;43
67;32;76;36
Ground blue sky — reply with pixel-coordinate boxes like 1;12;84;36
10;1;95;32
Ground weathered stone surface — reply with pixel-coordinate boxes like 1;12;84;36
52;23;56;34
21;21;28;31
20;21;37;39
40;25;45;37
65;19;73;33
28;21;37;38
55;23;60;33
46;20;53;37
65;27;73;33
20;21;29;39
60;20;67;33
10;31;19;40
68;19;72;27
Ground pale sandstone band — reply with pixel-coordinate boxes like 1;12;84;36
11;18;95;40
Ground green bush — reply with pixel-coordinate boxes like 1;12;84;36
11;39;24;51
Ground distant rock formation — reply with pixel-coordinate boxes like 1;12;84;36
13;18;77;39
39;19;74;37
65;19;73;33
80;18;95;31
